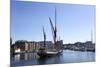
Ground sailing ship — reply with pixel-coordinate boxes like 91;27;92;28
37;8;63;57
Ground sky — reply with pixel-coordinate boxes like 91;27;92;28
11;0;95;44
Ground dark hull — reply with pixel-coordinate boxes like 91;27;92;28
37;52;47;57
37;51;63;58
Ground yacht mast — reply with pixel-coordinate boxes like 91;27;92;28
91;29;93;43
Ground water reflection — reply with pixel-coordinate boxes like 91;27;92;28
14;54;20;61
14;53;39;61
12;50;95;66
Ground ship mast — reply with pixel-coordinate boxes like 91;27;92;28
54;8;57;50
49;8;58;50
49;18;55;49
43;26;46;48
91;28;93;43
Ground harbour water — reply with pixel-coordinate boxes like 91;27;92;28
11;50;95;66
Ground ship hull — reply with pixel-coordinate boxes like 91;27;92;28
37;50;63;57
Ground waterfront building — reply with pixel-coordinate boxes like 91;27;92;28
12;40;40;53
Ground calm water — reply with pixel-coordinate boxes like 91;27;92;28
11;50;95;66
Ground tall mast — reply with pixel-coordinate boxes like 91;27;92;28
54;8;58;50
54;8;57;43
91;28;93;43
91;21;94;43
55;8;57;27
49;17;55;49
43;26;46;48
49;8;58;50
49;17;54;42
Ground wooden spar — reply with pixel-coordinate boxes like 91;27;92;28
49;8;58;50
91;28;93;43
49;17;55;49
54;8;57;49
43;26;46;48
49;17;54;36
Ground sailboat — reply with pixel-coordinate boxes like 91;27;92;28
48;8;63;54
37;26;59;57
37;8;63;57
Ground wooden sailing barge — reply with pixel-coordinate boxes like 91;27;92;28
37;8;63;57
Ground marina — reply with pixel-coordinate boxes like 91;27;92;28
11;50;95;66
10;1;95;66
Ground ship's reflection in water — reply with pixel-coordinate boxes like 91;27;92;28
11;50;95;66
